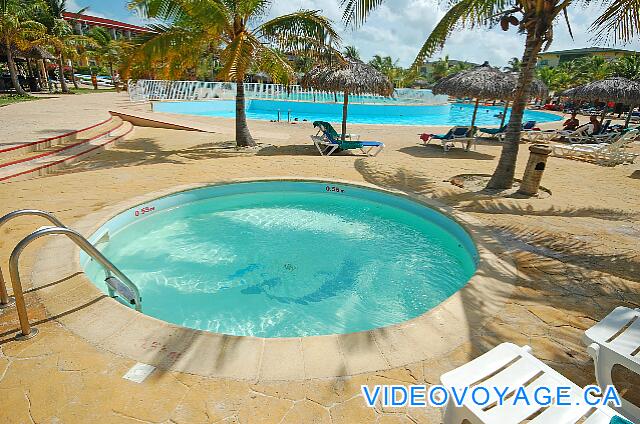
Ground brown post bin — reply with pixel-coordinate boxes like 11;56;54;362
517;144;553;196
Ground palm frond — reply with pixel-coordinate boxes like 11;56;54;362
217;32;256;81
591;0;640;43
237;0;270;20
257;9;340;54
254;44;295;84
412;0;509;67
340;0;385;27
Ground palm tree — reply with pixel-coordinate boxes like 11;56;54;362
609;54;640;80
341;0;630;189
343;44;360;61
38;0;90;92
129;0;338;148
429;55;450;81
536;65;572;94
504;57;521;72
87;27;130;88
415;3;596;189
37;0;83;93
0;0;47;96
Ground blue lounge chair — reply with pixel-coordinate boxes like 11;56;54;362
478;124;508;137
311;122;384;156
420;126;476;151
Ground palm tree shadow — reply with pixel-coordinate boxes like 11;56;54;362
353;157;640;390
54;137;251;175
399;144;496;160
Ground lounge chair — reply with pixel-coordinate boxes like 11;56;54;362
311;123;384;157
480;121;536;141
552;129;638;165
440;343;628;424
584;306;640;421
530;122;616;144
478;125;508;137
313;121;360;141
420;126;476;151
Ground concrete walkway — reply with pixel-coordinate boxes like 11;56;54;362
0;92;129;150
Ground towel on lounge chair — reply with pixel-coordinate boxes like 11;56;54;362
311;121;384;156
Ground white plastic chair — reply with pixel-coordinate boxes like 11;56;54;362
552;129;639;166
584;307;640;422
440;343;625;424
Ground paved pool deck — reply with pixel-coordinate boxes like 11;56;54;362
0;92;638;423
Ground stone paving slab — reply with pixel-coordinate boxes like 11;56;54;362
0;95;638;422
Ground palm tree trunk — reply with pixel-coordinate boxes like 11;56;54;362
467;98;480;150
109;62;115;89
58;54;69;93
341;91;349;141
235;79;255;147
70;62;79;89
486;31;545;190
500;101;509;128
5;38;28;96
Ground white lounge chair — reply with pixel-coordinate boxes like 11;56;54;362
584;307;640;421
309;135;384;157
440;343;626;424
552;129;639;166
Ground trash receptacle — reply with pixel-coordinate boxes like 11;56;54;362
517;144;552;196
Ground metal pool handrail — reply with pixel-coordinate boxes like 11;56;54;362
0;209;65;307
9;226;142;340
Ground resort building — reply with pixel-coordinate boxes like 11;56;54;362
62;12;154;40
537;47;639;68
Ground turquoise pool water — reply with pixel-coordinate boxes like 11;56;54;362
153;99;562;126
82;181;478;337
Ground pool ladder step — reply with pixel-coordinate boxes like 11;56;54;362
0;209;142;340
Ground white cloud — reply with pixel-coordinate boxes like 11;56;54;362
264;0;640;68
88;0;640;68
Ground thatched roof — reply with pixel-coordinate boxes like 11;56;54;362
561;77;640;104
0;44;55;61
301;59;393;96
434;62;548;100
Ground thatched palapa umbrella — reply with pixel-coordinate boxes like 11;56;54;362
434;62;548;132
302;59;394;140
433;62;514;132
562;77;640;128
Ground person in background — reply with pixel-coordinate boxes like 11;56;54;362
91;72;98;90
586;115;602;135
113;71;121;93
563;112;579;131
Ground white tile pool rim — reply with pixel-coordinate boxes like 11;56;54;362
31;178;519;381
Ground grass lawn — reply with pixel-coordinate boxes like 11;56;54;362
69;87;116;94
0;95;39;107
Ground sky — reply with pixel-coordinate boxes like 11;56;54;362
67;0;640;68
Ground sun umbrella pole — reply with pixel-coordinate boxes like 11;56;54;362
470;98;480;129
466;98;480;150
341;91;349;141
500;101;509;128
625;105;635;128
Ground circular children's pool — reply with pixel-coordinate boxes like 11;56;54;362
82;181;478;338
152;99;562;126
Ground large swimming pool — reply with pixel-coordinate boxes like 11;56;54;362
82;181;478;338
153;99;562;126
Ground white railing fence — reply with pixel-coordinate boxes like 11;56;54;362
128;80;448;105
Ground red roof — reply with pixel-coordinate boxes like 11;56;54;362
62;12;153;33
